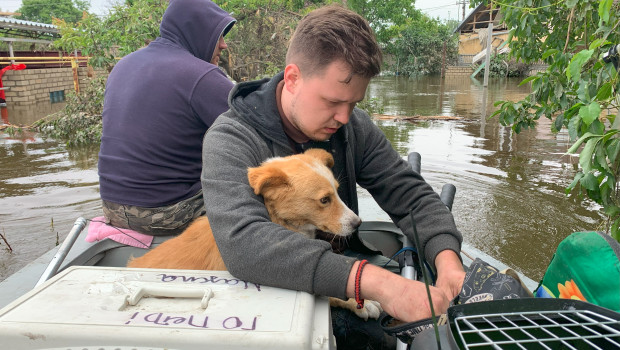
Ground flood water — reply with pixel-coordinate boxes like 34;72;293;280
0;75;604;283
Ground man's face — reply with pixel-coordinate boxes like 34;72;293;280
284;60;370;141
211;36;228;65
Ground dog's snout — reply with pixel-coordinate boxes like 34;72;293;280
338;209;362;235
351;216;362;230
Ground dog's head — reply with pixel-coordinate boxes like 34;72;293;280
248;148;361;239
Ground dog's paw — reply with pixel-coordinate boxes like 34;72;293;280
330;297;383;321
356;299;382;320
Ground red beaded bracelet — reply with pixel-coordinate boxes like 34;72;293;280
355;259;369;309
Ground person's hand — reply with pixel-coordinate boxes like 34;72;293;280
434;250;466;300
435;267;465;301
378;276;451;322
347;262;451;322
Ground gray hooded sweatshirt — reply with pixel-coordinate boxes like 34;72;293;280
201;72;462;298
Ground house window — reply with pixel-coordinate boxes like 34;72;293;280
49;90;65;103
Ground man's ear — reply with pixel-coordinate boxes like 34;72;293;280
283;64;301;94
304;148;334;168
248;164;290;196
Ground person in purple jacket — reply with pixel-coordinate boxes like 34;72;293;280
98;0;236;235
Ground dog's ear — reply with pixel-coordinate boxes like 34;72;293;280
304;148;334;168
248;164;290;196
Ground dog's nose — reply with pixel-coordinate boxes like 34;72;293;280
351;216;362;229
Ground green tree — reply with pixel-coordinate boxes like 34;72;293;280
481;0;620;241
53;0;167;72
214;0;317;81
17;0;89;24
346;0;419;44
389;15;459;75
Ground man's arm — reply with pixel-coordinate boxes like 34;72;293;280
349;113;466;313
351;112;463;271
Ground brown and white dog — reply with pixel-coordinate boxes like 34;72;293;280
128;148;382;320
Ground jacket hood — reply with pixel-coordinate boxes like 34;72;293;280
228;72;292;149
160;0;236;62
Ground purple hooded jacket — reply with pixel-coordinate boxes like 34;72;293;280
98;0;235;207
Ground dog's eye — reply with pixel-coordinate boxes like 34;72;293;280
320;196;331;204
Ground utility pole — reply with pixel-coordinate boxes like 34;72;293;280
456;0;468;21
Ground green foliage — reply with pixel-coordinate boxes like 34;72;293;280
482;0;620;241
473;53;532;77
388;16;459;75
357;97;385;115
53;0;167;72
346;0;419;44
33;76;105;146
214;0;313;81
16;0;88;24
215;0;431;79
1;125;27;137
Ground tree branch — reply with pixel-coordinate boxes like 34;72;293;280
564;7;574;53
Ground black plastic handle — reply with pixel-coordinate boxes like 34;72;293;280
408;152;421;174
408;152;455;211
440;184;456;211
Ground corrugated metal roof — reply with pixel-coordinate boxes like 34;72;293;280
453;3;503;34
0;17;58;34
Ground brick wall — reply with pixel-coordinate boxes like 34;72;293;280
2;66;106;107
1;66;107;125
444;65;548;77
445;66;474;77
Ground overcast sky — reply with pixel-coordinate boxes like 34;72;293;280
1;0;118;15
2;0;473;22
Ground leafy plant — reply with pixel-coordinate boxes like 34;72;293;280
346;0;419;44
358;97;385;115
479;0;620;241
33;76;105;146
215;0;307;81
0;125;27;137
388;15;459;75
473;53;532;77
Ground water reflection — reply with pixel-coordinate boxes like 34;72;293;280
0;75;605;283
5;101;66;126
0;131;100;280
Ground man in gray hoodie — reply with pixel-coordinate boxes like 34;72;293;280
201;4;465;348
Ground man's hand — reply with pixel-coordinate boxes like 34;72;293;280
347;262;451;322
434;250;466;301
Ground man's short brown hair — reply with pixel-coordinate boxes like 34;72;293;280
286;5;382;81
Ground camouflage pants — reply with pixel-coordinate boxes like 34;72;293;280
101;190;206;236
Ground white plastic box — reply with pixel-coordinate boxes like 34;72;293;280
0;266;335;350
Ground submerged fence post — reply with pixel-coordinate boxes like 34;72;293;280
441;41;447;79
483;22;493;87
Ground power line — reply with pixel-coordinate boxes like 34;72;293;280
419;4;457;11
